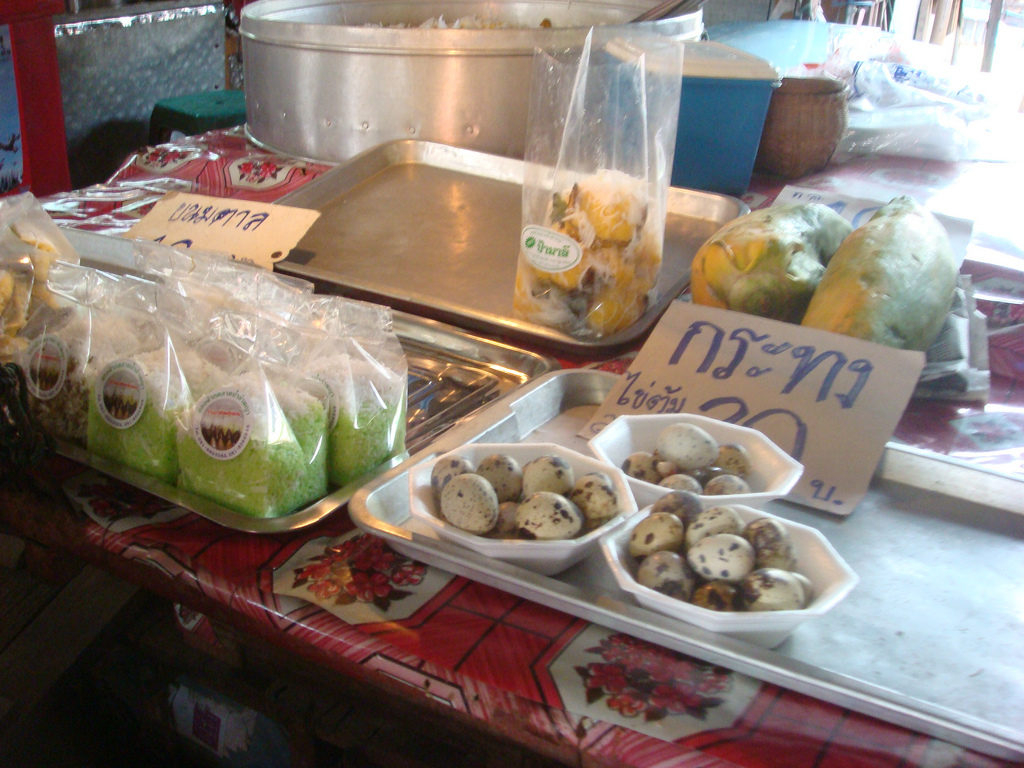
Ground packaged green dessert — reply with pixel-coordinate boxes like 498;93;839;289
176;361;315;518
85;308;190;485
299;297;408;487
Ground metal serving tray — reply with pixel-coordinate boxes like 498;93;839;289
57;228;559;534
349;368;1024;760
275;140;747;357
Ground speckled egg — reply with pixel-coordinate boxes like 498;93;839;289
655;423;719;471
621;451;661;483
491;501;520;537
649;490;703;526
703;473;752;496
431;454;475;501
569;472;621;530
686;533;755;583
716;443;752;477
636;550;696;600
627;512;685;558
521;455;575;497
659;473;703;494
439;473;499;535
684;505;744;548
654;459;679;478
475;453;523;503
740;568;807;611
743;517;797;570
691;580;742;611
515;492;584;540
791;571;814;602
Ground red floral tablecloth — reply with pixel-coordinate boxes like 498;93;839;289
56;460;1017;768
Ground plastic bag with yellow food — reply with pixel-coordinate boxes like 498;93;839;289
0;192;79;361
513;30;683;339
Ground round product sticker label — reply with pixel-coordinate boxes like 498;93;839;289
521;225;582;273
192;390;253;460
95;360;147;429
25;335;68;401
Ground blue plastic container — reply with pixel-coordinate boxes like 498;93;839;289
672;42;780;195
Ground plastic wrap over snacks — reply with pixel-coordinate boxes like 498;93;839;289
0;193;81;361
15;235;408;521
513;30;683;339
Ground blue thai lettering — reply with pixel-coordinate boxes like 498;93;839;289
743;408;808;460
697;396;747;424
781;347;847;403
668;321;724;373
242;211;269;231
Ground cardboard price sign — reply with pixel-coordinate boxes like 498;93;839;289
127;192;320;270
582;301;925;515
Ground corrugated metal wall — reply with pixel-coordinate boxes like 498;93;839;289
55;0;224;188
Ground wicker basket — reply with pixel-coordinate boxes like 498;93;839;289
754;76;848;179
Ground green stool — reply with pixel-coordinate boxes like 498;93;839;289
148;90;247;144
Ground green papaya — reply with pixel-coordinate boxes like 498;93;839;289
801;196;957;351
690;203;853;323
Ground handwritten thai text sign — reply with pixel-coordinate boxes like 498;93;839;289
582;301;925;515
127;192;320;270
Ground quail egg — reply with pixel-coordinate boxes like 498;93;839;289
621;451;661;483
491;500;520;537
716;443;752;477
515;492;584;540
740;568;807;611
439;473;499;535
654;458;678;476
704;473;752;496
475;453;523;503
636;550;696;600
431;455;475;501
691;580;742;611
521;455;575;497
659;473;703;493
685;505;744;548
743;517;797;570
686;533;755;583
655;423;719;471
649;490;703;526
569;472;621;530
627;512;685;558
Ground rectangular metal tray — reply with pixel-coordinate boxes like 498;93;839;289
349;369;1024;760
57;229;559;534
275;140;747;357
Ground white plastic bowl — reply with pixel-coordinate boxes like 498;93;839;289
588;413;803;509
408;442;639;576
600;503;858;647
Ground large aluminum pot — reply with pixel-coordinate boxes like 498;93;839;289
241;0;702;163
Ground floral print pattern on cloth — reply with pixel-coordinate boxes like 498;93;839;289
550;623;760;743
274;530;453;624
63;468;190;532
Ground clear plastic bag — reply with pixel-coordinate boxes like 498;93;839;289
176;354;311;518
297;296;408;487
85;296;191;486
0;192;80;360
15;261;115;447
513;29;683;339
